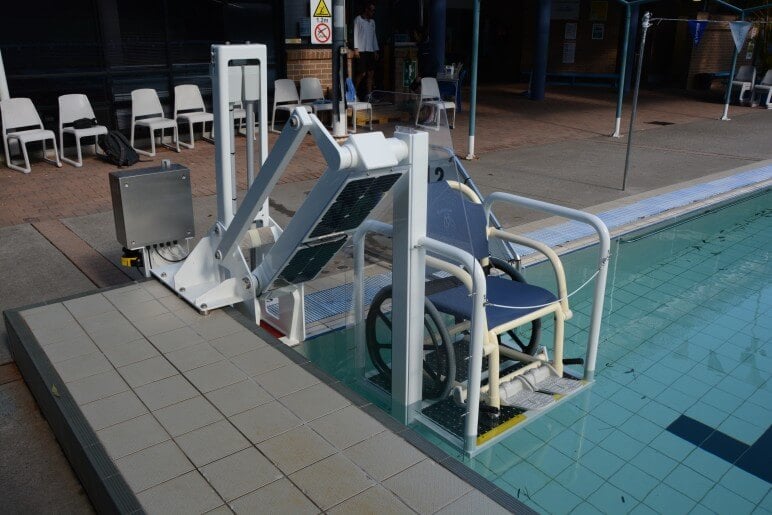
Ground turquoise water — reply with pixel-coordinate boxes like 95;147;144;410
299;191;771;513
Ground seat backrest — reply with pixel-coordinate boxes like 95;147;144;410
174;85;206;116
131;88;164;119
345;77;358;102
274;79;300;105
0;98;43;134
421;77;441;100
299;77;324;103
761;69;772;86
735;65;755;83
426;181;489;261
59;94;97;127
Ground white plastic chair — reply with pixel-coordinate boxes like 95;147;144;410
417;77;456;129
130;88;180;156
174;85;214;149
731;65;756;104
344;77;372;134
271;79;311;133
1;98;62;174
299;77;333;126
58;94;108;167
751;70;772;109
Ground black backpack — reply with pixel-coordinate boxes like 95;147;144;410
98;131;139;167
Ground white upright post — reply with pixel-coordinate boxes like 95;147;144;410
390;129;429;418
0;50;9;101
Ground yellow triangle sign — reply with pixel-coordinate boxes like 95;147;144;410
314;0;331;17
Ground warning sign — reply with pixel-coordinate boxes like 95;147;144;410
310;0;332;45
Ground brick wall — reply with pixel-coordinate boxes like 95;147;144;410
286;48;334;95
686;13;753;89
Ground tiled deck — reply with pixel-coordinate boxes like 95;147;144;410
6;281;522;514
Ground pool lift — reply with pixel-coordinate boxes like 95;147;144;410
148;44;611;456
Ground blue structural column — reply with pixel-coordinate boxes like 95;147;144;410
429;0;447;76
466;0;480;159
625;4;640;92
530;0;552;100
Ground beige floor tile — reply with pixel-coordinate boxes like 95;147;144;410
435;490;511;515
87;321;143;348
137;471;222;514
327;485;415;515
105;286;154;308
230;346;290;376
189;315;246;340
99;337;160;368
63;294;115;319
185;360;247;393
56;351;113;383
115;440;194;493
148;326;206;353
33;322;90;347
205;380;274;417
344;432;423;481
97;414;170;459
175;420;251;468
309;405;385;450
135;375;199;411
257;425;336;475
230;401;301;444
229;478;317;515
133;312;187;337
158;293;189;312
208;330;266;357
118;355;178;388
253;364;320;398
140;280;175;299
67;369;129;406
382;460;472;514
199;447;283;501
154;396;222;437
289;454;374;511
44;338;99;364
280;382;350;422
81;390;148;431
166;342;224;372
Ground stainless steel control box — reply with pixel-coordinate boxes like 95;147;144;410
109;162;195;249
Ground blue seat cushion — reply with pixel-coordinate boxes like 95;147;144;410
427;276;557;330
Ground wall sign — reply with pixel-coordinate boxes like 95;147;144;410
565;22;577;40
310;0;332;45
563;41;576;64
592;23;605;40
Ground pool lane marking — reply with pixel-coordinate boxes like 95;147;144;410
666;415;771;483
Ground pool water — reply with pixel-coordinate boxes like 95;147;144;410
299;191;771;514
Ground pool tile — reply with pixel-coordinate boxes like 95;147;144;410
648;430;696;462
599;430;646;461
556;464;605;499
576;445;624;480
720;466;770;505
683;447;732;482
608;463;658;502
587;481;637;514
499;460;551;494
501;429;545;458
630;447;677;478
643;482;695;515
701;484;756;515
527;444;573;478
532;481;582;514
664;464;714;501
638;400;680;427
718;416;766;446
701;387;743;413
619;415;663;444
685;401;730;429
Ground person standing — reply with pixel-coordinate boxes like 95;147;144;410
353;2;379;98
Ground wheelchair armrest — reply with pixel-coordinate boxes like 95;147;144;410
488;228;571;317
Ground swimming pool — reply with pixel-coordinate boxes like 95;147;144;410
299;189;771;513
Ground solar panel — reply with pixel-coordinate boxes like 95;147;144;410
277;236;347;285
309;173;402;238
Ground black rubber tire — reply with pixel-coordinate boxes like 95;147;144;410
365;285;456;399
489;257;542;355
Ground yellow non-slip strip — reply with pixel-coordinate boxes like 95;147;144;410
477;413;527;445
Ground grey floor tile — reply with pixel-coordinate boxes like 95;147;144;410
229;478;317;515
96;414;170;459
253;364;320;398
105;286;154;308
23;303;74;324
199;447;283;502
67;369;129;406
87;321;143;348
137;471;222;514
309;405;385;450
63;294;115;319
166;342;224;372
118;355;178;388
205;380;274;417
281;383;351;422
185;360;247;393
289;454;374;511
140;280;175;299
203;505;233;515
189;315;246;340
44;338;99;364
81;390;148;431
99;337;160;368
230;346;290;376
33;322;90;347
230;401;301;444
118;299;169;322
135;375;199;411
435;490;511;515
78;310;126;333
148;326;206;353
55;351;113;383
175;419;251;468
133;312;187;337
208;330;266;358
382;460;472;514
327;485;416;515
344;432;423;482
257;425;337;475
158;293;189;312
115;440;194;493
154;396;222;437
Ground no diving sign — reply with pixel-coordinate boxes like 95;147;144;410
310;0;332;45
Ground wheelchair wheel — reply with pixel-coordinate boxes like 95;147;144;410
365;285;456;399
489;257;542;355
